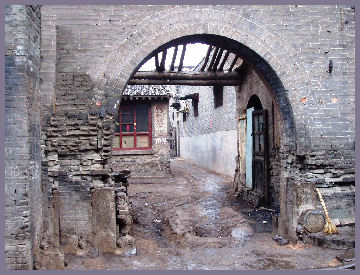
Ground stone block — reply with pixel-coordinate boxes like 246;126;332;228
90;188;117;253
117;234;135;248
302;210;325;233
61;234;78;255
85;153;102;160
33;246;65;270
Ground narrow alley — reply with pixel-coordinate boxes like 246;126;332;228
64;158;347;270
5;6;356;270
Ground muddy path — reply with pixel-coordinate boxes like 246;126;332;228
65;158;345;270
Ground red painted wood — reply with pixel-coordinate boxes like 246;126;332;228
114;101;152;150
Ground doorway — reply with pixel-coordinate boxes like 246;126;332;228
245;95;269;206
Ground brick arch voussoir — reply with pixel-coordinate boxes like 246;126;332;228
93;7;312;151
92;7;309;90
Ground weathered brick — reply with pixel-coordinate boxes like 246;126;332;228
5;5;355;269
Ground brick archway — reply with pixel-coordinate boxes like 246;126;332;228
90;6;311;154
89;7;314;238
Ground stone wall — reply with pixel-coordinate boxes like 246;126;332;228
5;5;42;270
44;72;110;243
37;72;132;268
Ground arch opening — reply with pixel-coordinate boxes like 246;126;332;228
247;94;263;110
110;33;299;240
121;34;296;150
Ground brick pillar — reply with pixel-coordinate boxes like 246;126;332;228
5;5;42;270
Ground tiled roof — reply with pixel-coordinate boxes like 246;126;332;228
123;85;171;97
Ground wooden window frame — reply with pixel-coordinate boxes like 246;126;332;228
113;102;152;151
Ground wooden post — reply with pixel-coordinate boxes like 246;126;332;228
159;49;167;72
200;45;213;71
218;50;230;71
178;44;187;72
207;47;219;71
170;45;178;71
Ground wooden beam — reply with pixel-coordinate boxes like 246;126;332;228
159;49;167;72
218;50;230;71
155;53;160;71
133;71;240;80
229;55;239;71
212;48;224;72
178;44;187;72
207;47;219;71
200;45;213;71
170;45;178;71
128;79;243;86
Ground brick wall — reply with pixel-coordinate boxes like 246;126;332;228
40;5;355;172
234;68;282;210
4;6;354;268
39;4;355;242
5;5;42;270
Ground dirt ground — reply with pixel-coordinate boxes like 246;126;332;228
64;158;348;270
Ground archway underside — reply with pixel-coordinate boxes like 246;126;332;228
129;37;246;86
121;34;297;150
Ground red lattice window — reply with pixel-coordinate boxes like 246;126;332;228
113;102;152;150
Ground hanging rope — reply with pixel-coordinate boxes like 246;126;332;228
315;187;339;234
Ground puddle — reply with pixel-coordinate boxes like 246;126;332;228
231;227;253;241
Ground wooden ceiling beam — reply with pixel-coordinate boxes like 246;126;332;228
178;44;187;72
218;50;230;71
200;45;213;71
133;71;240;80
170;45;178;71
207;47;219;71
229;55;239;72
212;48;224;72
128;79;243;86
159;49;167;72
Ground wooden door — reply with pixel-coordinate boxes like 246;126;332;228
245;108;254;188
252;110;269;205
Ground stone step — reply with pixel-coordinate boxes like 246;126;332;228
303;225;355;249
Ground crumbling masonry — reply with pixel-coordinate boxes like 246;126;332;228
5;5;355;270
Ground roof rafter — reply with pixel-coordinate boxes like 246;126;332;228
130;41;244;86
